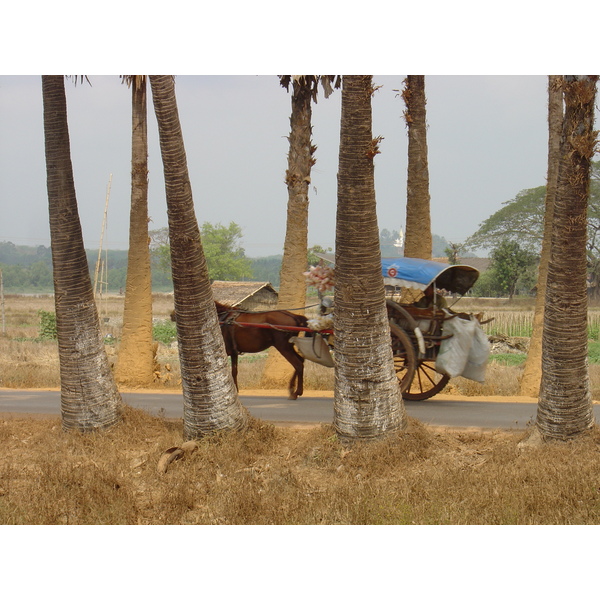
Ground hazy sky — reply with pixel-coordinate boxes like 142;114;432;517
4;74;593;258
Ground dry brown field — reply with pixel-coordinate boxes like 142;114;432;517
1;293;600;525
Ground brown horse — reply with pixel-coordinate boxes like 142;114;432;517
171;302;309;399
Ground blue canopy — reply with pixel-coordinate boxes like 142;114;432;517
382;257;479;295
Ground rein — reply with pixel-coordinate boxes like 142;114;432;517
219;303;320;316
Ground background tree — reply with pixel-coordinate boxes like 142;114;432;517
333;75;406;441
115;75;155;387
402;75;432;259
467;163;600;297
199;222;252;280
149;227;172;279
262;75;340;388
465;186;548;253
520;75;563;397
247;254;283;286
42;75;121;432
489;240;537;299
149;222;252;281
149;75;247;440
466;162;600;254
444;242;464;265
537;75;598;441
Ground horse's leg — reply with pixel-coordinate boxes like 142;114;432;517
274;338;304;400
230;352;239;390
221;325;239;390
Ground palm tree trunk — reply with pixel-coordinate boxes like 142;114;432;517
262;77;314;387
537;75;598;440
42;75;121;432
149;75;248;440
402;75;432;259
519;76;562;397
116;76;155;387
333;75;407;441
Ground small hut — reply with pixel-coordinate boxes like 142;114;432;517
211;281;278;311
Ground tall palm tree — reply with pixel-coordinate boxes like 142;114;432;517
261;75;340;389
537;75;598;441
519;76;563;397
333;75;407;441
115;75;155;387
42;75;121;432
402;75;432;259
149;75;248;440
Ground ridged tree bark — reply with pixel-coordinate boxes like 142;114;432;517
261;77;314;388
402;75;432;259
333;75;407;441
519;76;563;397
262;76;339;389
149;75;248;440
115;76;155;387
42;75;121;432
537;75;598;441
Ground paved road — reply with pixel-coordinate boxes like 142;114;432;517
0;388;572;430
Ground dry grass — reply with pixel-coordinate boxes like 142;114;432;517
2;407;600;525
3;294;600;526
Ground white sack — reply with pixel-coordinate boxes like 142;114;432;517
461;322;491;383
291;334;335;368
435;314;477;378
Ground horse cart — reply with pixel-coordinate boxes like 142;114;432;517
211;256;490;401
294;256;490;401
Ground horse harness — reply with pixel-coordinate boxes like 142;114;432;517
218;308;243;355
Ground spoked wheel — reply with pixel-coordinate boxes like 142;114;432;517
389;322;416;394
402;360;450;401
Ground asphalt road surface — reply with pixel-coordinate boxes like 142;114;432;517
0;388;583;430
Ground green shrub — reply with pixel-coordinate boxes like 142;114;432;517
38;310;57;340
588;342;600;364
153;320;177;345
489;353;527;367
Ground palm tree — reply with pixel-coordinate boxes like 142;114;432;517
333;75;407;441
115;75;155;387
519;76;562;397
42;75;121;432
537;75;598;441
261;75;340;389
402;75;432;259
149;75;248;440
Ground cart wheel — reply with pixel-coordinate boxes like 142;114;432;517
402;360;450;401
389;322;416;394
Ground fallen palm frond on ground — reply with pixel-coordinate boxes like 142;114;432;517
2;406;600;525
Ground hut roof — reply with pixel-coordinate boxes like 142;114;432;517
211;281;277;307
